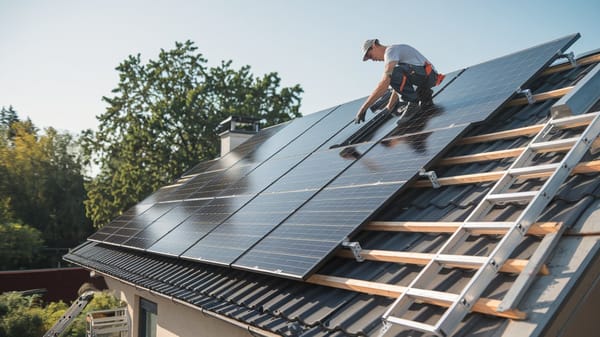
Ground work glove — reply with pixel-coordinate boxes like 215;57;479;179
354;109;366;124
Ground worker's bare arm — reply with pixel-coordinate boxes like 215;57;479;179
355;61;397;123
386;92;398;111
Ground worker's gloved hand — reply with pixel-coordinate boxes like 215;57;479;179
354;109;366;124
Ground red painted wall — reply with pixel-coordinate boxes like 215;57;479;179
0;267;107;302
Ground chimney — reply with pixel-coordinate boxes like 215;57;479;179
217;116;260;156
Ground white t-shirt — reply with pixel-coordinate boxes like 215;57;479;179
384;44;429;66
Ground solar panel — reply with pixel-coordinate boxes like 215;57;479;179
418;34;580;131
180;190;315;264
233;125;466;278
87;203;154;242
145;196;252;256
158;112;329;203
136;123;287;205
102;202;176;245
120;199;211;250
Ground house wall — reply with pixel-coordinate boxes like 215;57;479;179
104;277;260;337
541;249;600;337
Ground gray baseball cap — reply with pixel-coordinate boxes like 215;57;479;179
362;39;378;61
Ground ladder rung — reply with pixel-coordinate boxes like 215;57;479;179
462;221;513;231
386;316;440;335
552;112;599;128
508;163;561;176
530;137;579;151
406;288;459;304
435;254;487;266
486;191;537;203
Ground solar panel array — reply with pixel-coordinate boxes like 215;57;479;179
87;34;579;280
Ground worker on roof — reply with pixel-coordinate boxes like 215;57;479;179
355;39;445;124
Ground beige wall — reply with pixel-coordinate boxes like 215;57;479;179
104;277;258;337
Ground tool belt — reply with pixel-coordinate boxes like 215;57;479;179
390;62;445;93
424;62;445;86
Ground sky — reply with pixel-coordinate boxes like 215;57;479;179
1;0;600;135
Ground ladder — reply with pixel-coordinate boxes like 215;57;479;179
380;110;600;337
44;291;95;337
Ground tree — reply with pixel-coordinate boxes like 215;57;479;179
0;119;91;255
0;292;45;337
83;40;303;228
1;106;36;139
0;223;44;270
0;106;18;128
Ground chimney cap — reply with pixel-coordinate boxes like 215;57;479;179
217;115;261;135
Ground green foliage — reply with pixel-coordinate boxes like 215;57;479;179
0;291;122;337
40;301;68;331
83;40;303;228
0;106;18;127
0;115;91;257
0;292;46;337
0;224;44;270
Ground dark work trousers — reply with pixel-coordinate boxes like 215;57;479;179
389;63;438;103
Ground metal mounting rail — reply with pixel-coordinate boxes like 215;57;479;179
380;110;600;337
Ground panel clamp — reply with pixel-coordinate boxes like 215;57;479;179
516;87;535;105
558;51;577;67
377;320;392;337
419;168;441;189
342;238;364;262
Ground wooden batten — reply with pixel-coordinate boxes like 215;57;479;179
457;125;543;145
541;53;600;76
439;148;525;166
506;86;573;107
457;118;591;146
413;160;600;188
306;274;527;320
440;144;576;166
365;221;562;236
336;249;549;275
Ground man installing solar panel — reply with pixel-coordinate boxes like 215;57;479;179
355;39;445;124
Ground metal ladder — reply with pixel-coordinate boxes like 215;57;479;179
380;110;600;337
44;290;95;337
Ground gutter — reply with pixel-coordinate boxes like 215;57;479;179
81;267;282;337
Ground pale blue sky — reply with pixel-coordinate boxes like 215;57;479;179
1;0;599;134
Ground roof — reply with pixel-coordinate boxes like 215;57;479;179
65;39;600;336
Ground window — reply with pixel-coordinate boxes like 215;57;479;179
139;298;157;337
